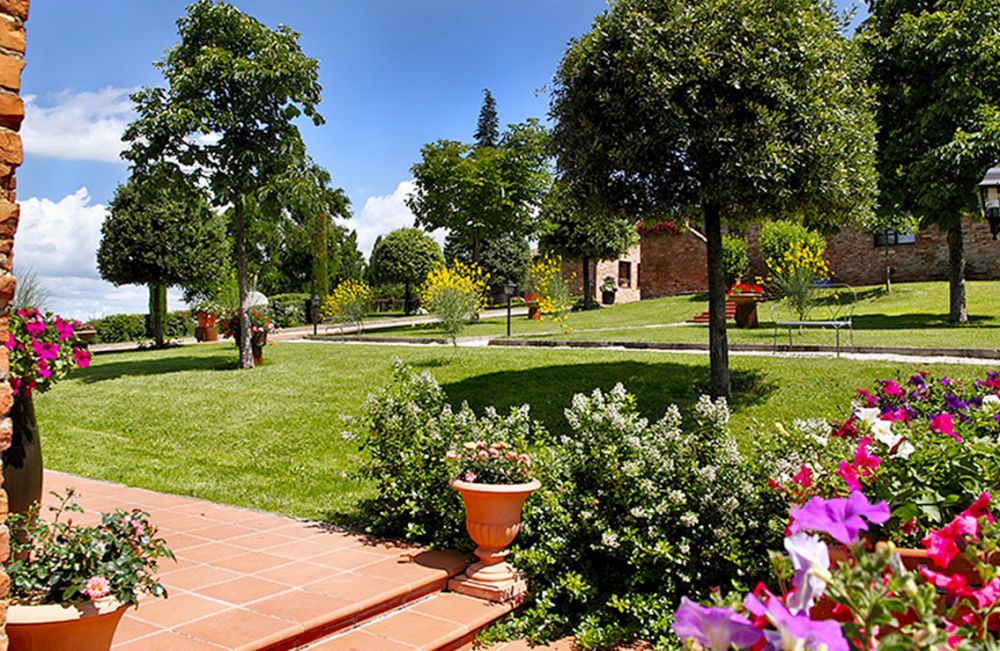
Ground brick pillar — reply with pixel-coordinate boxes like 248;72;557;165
0;1;29;648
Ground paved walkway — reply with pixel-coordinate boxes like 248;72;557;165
41;471;468;650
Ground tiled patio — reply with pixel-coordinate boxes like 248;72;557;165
41;470;489;650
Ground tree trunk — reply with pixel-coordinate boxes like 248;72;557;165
472;235;482;264
582;256;592;310
947;221;967;324
404;280;412;315
148;283;167;348
3;391;41;518
704;202;731;399
234;199;254;368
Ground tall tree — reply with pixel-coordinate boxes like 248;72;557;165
98;165;227;347
865;0;1000;323
550;0;877;397
474;89;499;148
407;119;551;262
369;228;443;314
123;0;323;368
539;181;638;309
444;231;532;298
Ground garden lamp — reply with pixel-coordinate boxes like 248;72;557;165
978;165;1000;239
504;279;516;337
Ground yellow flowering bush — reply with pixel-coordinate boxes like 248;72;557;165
759;222;829;320
322;279;371;333
530;253;574;333
420;260;488;345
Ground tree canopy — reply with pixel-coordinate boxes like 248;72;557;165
550;0;877;396
123;0;324;368
444;231;532;297
407;119;552;261
369;228;443;314
865;0;1000;323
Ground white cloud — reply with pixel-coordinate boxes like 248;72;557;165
22;87;135;162
13;188;184;320
345;180;446;258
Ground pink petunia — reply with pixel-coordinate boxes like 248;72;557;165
84;576;111;600
73;348;91;369
881;380;903;397
838;461;862;491
24;319;46;336
964;491;994;524
922;514;980;568
36;359;51;379
930;412;961;442
32;341;59;360
792;464;813;489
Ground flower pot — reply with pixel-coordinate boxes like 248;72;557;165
450;478;540;585
3;391;42;518
195;312;219;342
75;329;97;344
251;332;267;366
728;293;762;329
7;598;128;651
527;302;541;320
195;311;216;329
601;290;616;305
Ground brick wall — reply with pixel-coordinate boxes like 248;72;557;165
0;0;28;647
746;216;1000;287
638;228;708;299
559;241;642;305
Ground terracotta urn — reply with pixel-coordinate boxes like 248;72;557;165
194;311;218;342
7;598;128;651
251;332;267;366
727;293;762;329
450;478;540;586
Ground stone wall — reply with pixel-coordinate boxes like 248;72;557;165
0;0;28;646
638;228;708;299
746;216;1000;287
559;241;642;305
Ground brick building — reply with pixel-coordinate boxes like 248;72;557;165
564;216;1000;302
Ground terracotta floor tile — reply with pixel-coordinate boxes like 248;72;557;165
112;614;162;643
310;547;387;570
245;588;355;628
225;530;300;551
410;593;511;626
356;557;449;586
160;564;243;591
198;575;292;605
302;572;409;606
159;531;213;551
255;560;344;587
113;630;228;650
186;522;259;541
265;538;343;561
308;630;416;650
128;593;231;629
178;542;248;564
209;550;291;574
177;607;303;650
362;609;462;646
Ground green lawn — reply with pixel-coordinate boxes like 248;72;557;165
354;281;1000;350
37;340;993;522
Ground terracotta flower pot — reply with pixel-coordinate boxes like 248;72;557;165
251;332;267;366
7;598;128;651
450;478;540;585
526;302;541;320
728;293;762;329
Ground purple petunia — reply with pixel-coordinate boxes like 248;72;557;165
672;597;762;651
784;533;830;614
744;595;849;651
788;492;890;545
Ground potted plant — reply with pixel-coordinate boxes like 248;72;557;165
524;293;542;320
6;488;174;651
600;276;617;305
2;309;92;517
192;299;220;342
445;439;539;601
727;281;765;328
219;308;274;365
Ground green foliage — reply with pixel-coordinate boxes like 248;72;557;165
444;231;532;298
269;293;311;327
90;311;194;344
407;120;552;256
322;279;371;332
474;88;499;148
354;366;783;648
758;222;826;275
420;261;488;345
721;235;749;287
759;221;829;320
369;228;443;313
8;489;174;607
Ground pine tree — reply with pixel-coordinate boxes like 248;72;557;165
474;89;499;148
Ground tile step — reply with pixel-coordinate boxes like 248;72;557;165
296;592;515;651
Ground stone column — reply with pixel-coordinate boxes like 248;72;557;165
0;1;29;648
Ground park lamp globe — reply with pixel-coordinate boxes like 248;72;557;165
978;165;1000;239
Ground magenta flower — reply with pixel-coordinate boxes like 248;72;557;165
744;594;848;651
789;492;890;545
36;359;52;379
881;380;903;397
671;597;762;651
930;412;961;442
922;513;979;568
54;319;75;341
24;319;46;336
84;575;111;600
32;341;60;361
837;461;862;492
73;348;91;369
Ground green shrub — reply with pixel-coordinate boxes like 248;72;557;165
91;310;194;344
270;293;310;327
352;364;783;649
758;221;826;275
721;235;749;286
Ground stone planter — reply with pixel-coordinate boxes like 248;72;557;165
728;293;763;329
601;290;616;305
251;332;267;366
3;391;41;518
7;598;129;651
449;478;540;602
194;311;218;342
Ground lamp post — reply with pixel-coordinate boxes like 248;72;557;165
311;294;319;336
978;165;1000;240
505;279;516;338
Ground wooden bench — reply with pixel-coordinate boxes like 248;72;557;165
773;318;853;356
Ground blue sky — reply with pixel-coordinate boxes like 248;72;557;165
15;0;864;319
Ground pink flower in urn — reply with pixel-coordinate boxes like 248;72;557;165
36;359;52;379
463;471;477;482
24;319;46;336
54;318;76;341
73;348;92;369
84;576;111;600
32;341;60;360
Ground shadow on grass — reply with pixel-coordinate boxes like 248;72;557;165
442;360;774;435
74;353;236;383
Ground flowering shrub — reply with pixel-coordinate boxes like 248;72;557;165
445;440;533;484
672;491;1000;650
322;279;371;333
6;308;91;396
219;308;274;342
760;222;828;321
636;219;680;236
7;488;173;607
420;261;488;345
529;253;573;333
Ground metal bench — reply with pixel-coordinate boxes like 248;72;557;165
773;318;853;356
